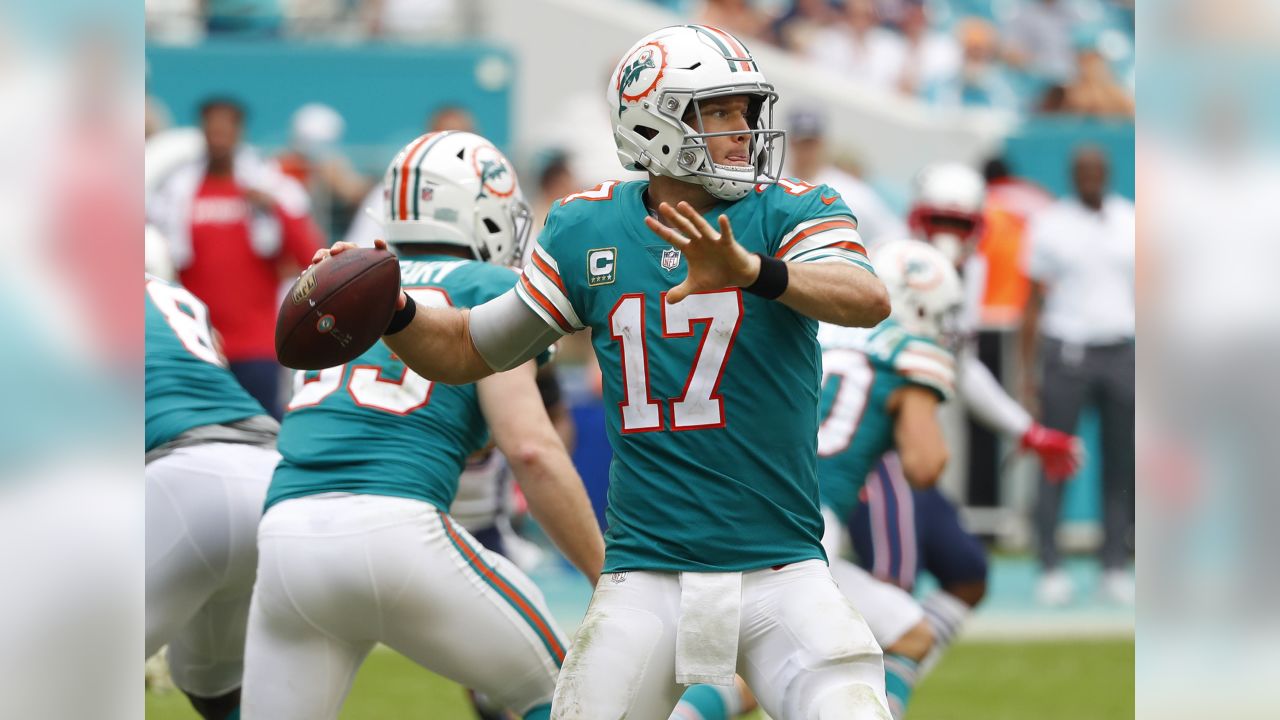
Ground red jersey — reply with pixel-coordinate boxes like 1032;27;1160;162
178;174;320;361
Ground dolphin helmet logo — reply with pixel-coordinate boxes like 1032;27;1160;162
616;41;667;111
471;144;516;198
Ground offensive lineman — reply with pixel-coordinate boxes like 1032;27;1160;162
145;264;281;720
240;132;604;720
317;24;894;720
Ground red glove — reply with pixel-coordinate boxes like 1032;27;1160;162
1021;423;1084;482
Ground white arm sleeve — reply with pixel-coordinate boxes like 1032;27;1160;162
957;346;1032;437
469;288;564;372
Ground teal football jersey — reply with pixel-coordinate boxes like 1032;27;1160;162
145;275;269;451
815;321;956;521
268;256;520;512
516;179;875;572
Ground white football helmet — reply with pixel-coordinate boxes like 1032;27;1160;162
380;131;531;267
873;239;964;346
907;163;986;266
609;25;785;201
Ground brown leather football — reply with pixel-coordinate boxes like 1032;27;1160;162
275;248;401;370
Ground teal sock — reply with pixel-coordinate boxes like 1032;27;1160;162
883;653;920;720
522;702;551;720
671;683;741;720
224;709;240;720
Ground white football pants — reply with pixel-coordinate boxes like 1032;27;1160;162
823;508;926;647
552;560;891;720
145;442;278;697
241;493;567;720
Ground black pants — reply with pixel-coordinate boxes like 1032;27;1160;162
1035;338;1135;570
229;359;284;420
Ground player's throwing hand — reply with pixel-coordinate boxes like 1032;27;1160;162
644;201;762;304
311;239;406;309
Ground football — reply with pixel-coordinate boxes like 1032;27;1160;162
275;248;401;370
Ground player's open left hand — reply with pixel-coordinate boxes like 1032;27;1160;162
310;239;406;309
644;201;761;304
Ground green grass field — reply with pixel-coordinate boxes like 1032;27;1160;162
145;638;1133;719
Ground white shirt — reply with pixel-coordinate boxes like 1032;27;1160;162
1026;194;1136;344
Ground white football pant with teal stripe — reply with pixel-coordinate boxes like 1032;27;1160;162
241;493;566;720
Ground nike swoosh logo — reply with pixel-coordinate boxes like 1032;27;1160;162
820;194;838;205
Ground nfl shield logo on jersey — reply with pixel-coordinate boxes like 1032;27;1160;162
661;248;681;272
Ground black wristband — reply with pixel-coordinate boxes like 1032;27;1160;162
743;253;788;300
384;293;417;335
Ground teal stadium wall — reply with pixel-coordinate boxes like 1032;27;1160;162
145;41;515;162
1003;118;1135;201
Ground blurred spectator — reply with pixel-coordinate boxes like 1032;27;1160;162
695;0;770;42
976;157;1052;328
1036;83;1069;113
806;0;907;92
1002;0;1080;82
531;149;581;232
205;0;284;37
275;103;372;231
145;95;172;139
146;0;205;43
895;1;960;97
281;0;351;35
362;0;468;40
784;108;907;247
429;104;477;133
771;0;841;52
1059;46;1135;117
147;98;321;418
926;18;1017;111
1020;146;1135;606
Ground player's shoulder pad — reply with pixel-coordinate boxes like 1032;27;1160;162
757;178;859;228
539;180;635;256
550;180;631;223
890;332;956;402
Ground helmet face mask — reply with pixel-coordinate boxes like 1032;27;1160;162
611;26;788;201
669;85;786;197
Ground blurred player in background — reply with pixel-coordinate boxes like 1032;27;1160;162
241;132;604;720
147;97;322;418
817;240;963;719
275;102;373;234
145;243;282;719
323;24;895;719
1021;147;1135;605
847;163;1082;670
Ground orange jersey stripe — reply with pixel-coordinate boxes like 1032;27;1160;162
440;516;566;661
824;240;868;257
531;251;568;295
520;275;574;333
398;132;439;221
775;219;858;258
